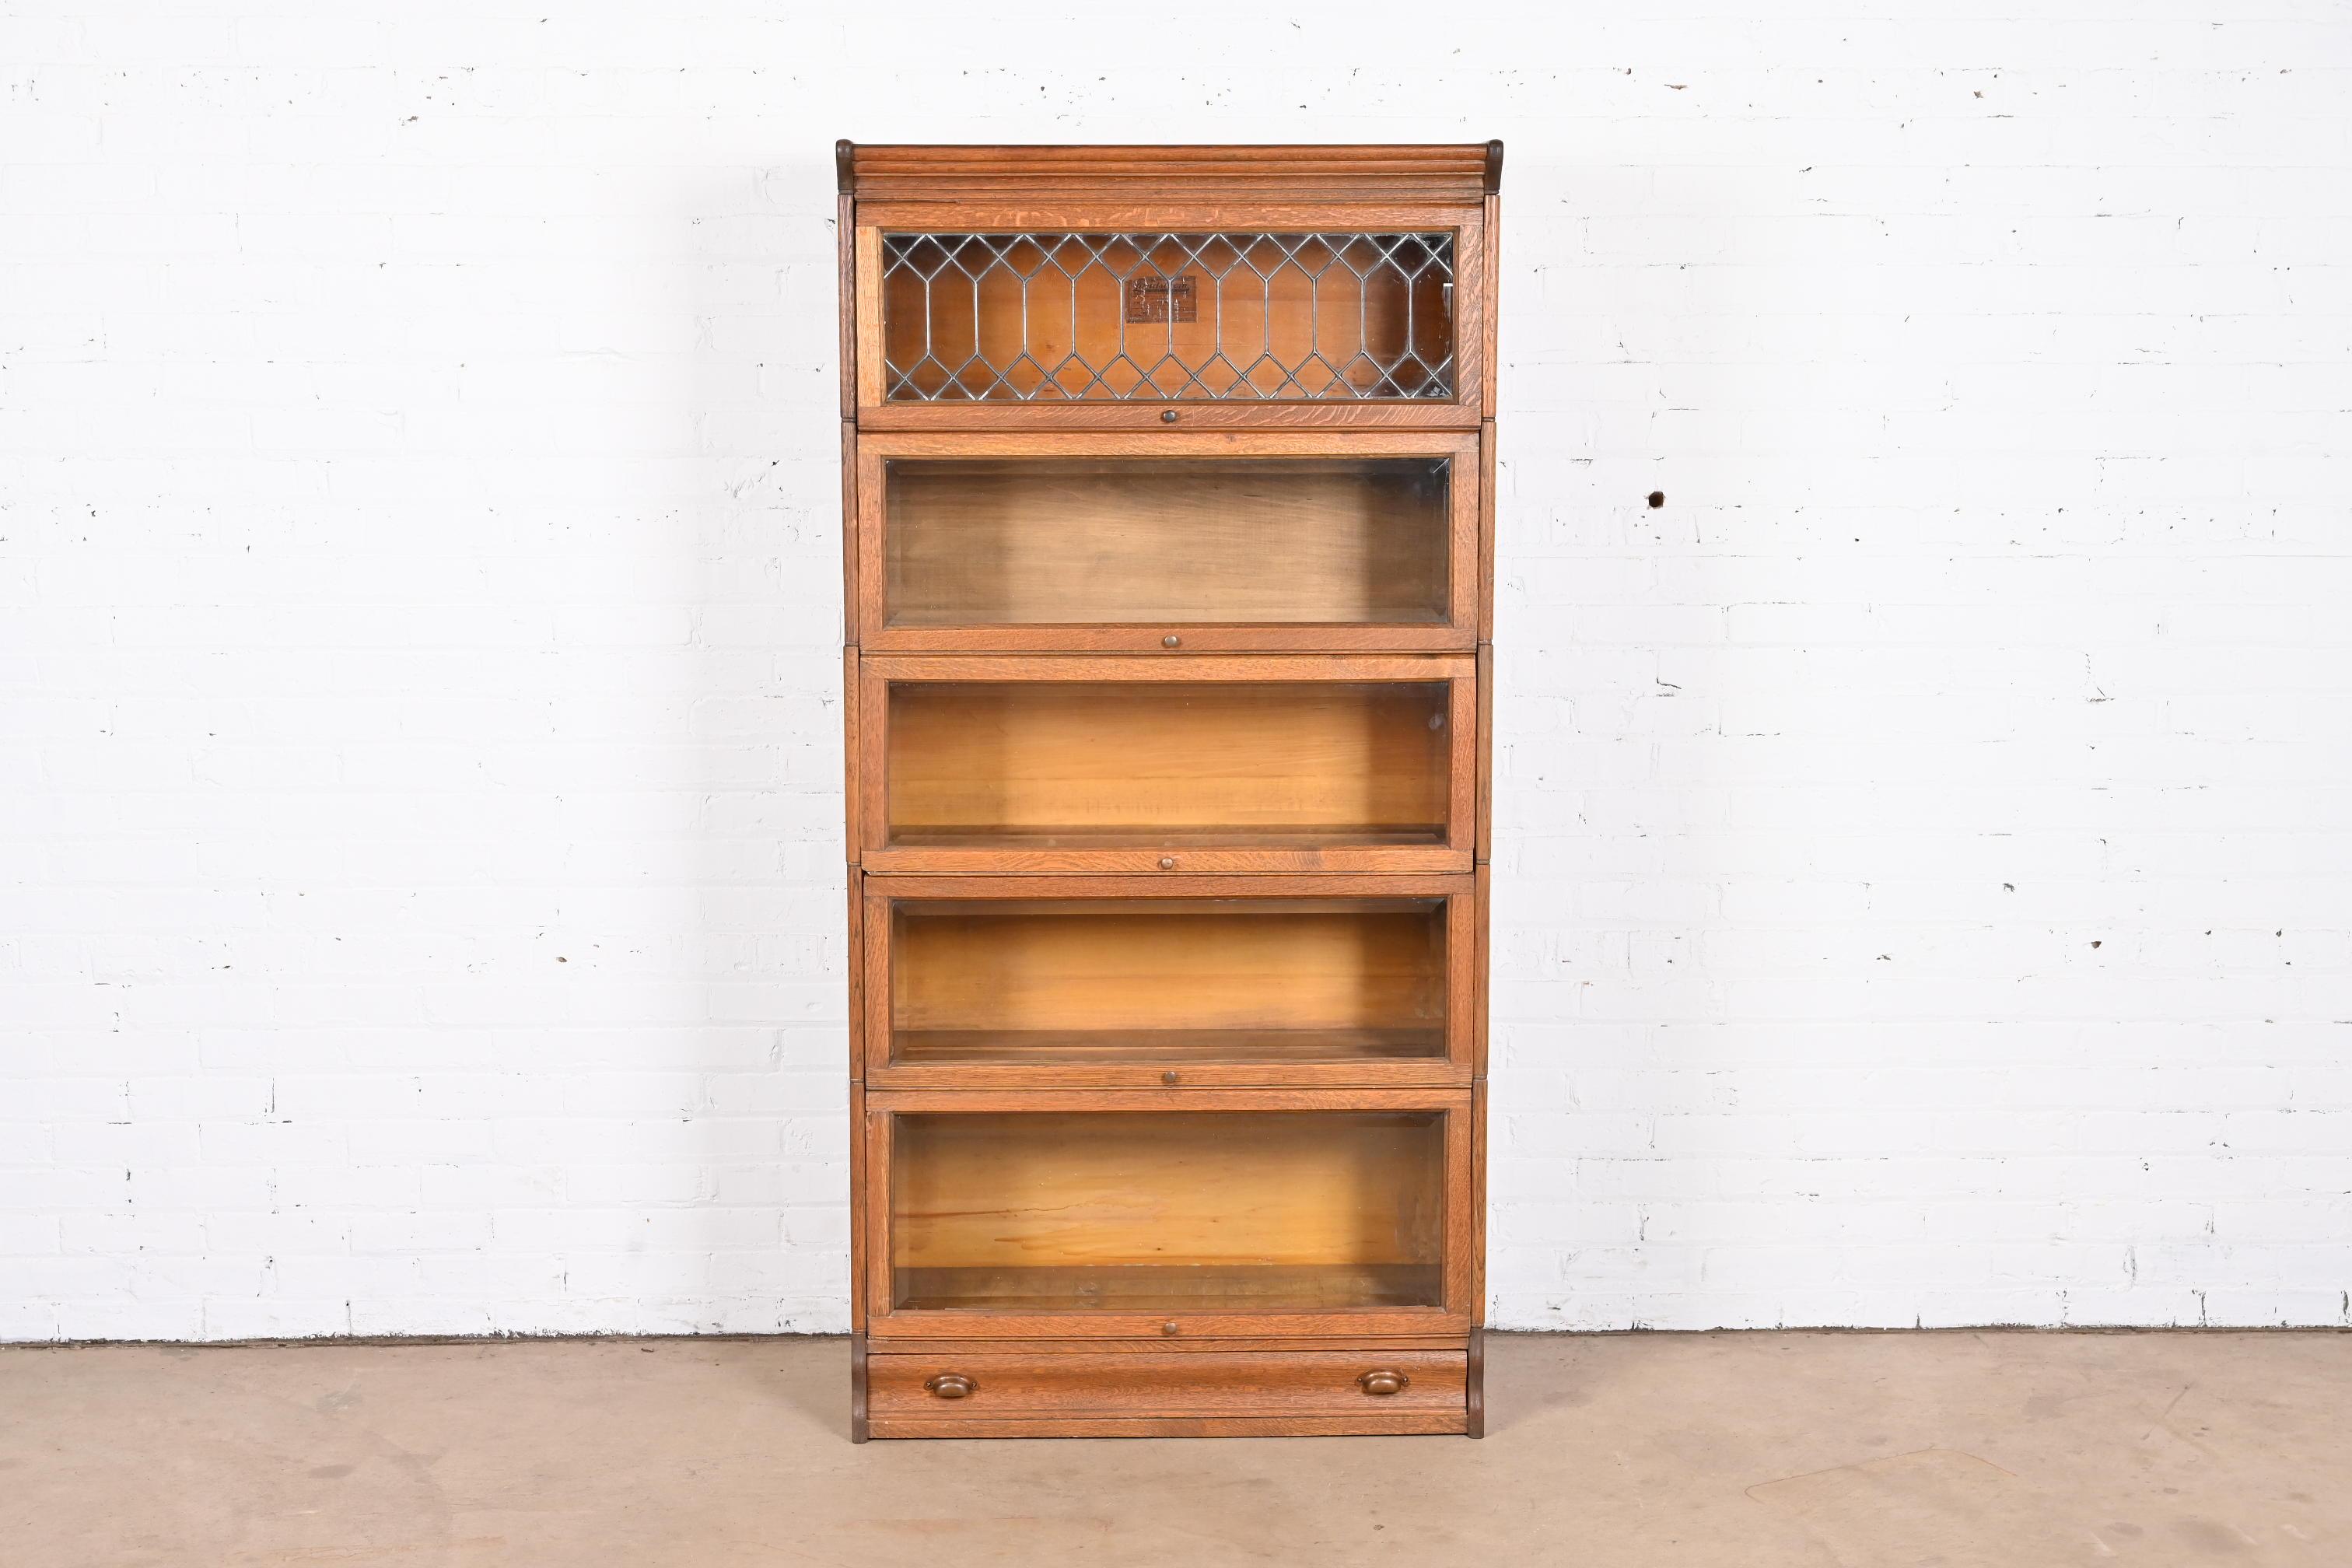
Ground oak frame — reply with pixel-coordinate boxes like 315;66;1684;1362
861;1086;1476;1342
852;202;1486;431
859;872;1478;1089
843;143;1496;205
839;142;1500;1442
856;653;1479;875
855;429;1482;653
863;1347;1470;1439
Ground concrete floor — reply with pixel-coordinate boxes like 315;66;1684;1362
5;1332;2347;1566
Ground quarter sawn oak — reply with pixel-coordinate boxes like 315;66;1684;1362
838;142;1500;1441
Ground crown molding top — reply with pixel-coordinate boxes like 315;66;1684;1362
837;141;1503;205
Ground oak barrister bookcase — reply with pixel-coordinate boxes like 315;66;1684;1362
838;142;1501;1439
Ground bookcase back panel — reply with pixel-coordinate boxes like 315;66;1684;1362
889;897;1447;1066
889;1109;1447;1313
883;456;1450;628
883;680;1451;846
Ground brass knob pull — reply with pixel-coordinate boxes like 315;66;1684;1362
1160;409;1179;423
1162;634;1181;649
1161;1070;1180;1086
922;1373;976;1400
1157;856;1176;870
1160;1320;1180;1336
1357;1370;1409;1397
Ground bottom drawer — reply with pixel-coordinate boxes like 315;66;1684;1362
866;1348;1468;1438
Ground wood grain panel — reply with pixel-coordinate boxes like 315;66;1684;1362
1476;639;1494;859
893;1263;1444;1313
884;681;1452;841
869;1307;1466;1342
873;1335;1471;1354
891;1027;1444;1069
849;1078;866;1333
1471;1081;1489;1334
863;1083;1474;1115
838;420;859;642
849;1331;867;1442
843;142;1495;205
872;653;1474;682
867;1349;1466;1417
836;193;856;419
856;844;1474;877
882;457;1449;627
1450;210;1487;418
842;645;860;861
1481;191;1500;421
1473;861;1491;1081
863;872;1470;898
859;400;1481;432
846;873;864;1081
852;226;884;410
890;1111;1446;1275
1479;418;1496;642
866;1412;1468;1438
891;898;1446;1034
856;201;1486;233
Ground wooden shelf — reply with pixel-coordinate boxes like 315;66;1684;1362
889;611;1452;628
892;1027;1447;1067
884;826;1448;849
892;1263;1445;1314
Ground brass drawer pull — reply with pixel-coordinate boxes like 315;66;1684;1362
922;1373;976;1400
1357;1370;1409;1397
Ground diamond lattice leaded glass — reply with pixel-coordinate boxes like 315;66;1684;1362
880;232;1457;402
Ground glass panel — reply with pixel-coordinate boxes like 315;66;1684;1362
890;897;1448;1068
880;232;1457;403
883;457;1450;628
884;681;1451;849
890;1111;1447;1312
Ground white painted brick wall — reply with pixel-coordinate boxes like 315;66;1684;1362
4;2;2349;1341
